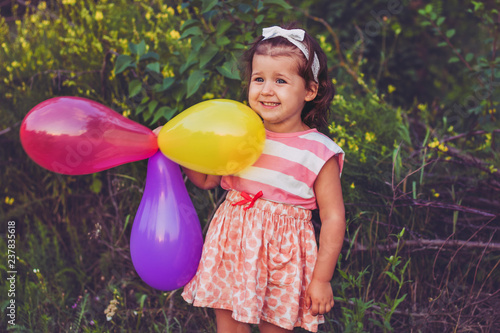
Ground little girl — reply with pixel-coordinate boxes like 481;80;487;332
181;25;346;333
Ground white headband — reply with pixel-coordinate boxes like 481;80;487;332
262;26;320;82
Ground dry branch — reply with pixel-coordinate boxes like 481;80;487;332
347;238;500;253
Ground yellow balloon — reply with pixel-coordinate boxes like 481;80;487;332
158;99;265;175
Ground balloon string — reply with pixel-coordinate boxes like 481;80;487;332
232;191;263;210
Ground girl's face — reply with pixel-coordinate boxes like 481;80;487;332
248;54;318;133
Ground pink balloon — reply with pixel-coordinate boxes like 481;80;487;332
20;96;158;175
130;151;203;290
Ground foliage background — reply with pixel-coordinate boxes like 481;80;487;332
0;0;499;332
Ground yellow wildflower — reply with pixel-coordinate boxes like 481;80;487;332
428;138;440;149
95;11;103;21
437;143;448;152
365;132;376;143
169;30;180;39
203;92;215;100
388;84;396;94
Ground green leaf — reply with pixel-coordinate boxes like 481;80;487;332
262;0;292;9
139;51;159;61
465;53;474;62
89;177;102;194
180;59;198;74
232;43;247;50
123;214;131;231
148;100;158;114
199;44;219;68
424;4;433;13
181;19;199;31
393;294;407;310
128;79;142;98
256;14;264;24
129;40;146;57
436;17;445;26
215;19;232;37
187;70;205;98
145;62;160;73
191;36;205;53
201;0;218;13
446;29;456;38
216;60;241;80
398;227;405;239
238;4;252;13
337;269;349;280
384;271;400;284
154;77;175;92
472;1;483;11
135;103;147;115
137;40;146;57
180;26;203;39
448;56;459;63
172;85;187;103
154;106;178;123
114;54;135;74
216;36;231;47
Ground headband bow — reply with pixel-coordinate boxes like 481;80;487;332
262;26;305;41
262;26;320;82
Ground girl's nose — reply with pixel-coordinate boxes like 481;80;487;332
260;82;274;96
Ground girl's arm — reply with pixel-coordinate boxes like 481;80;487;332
153;126;221;189
305;156;346;316
182;167;221;190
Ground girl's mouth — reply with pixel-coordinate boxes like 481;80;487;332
261;102;280;107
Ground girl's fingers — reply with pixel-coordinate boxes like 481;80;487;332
318;303;325;315
305;295;312;309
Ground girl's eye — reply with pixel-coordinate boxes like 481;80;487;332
276;79;286;84
254;77;264;82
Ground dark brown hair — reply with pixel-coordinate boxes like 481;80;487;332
242;23;335;130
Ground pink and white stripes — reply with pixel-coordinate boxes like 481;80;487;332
221;129;344;209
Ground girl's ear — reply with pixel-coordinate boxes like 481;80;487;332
305;82;319;102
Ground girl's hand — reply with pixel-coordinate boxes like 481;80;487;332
153;126;163;136
305;278;334;316
152;125;220;189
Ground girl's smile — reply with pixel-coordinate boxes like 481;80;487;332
248;54;317;133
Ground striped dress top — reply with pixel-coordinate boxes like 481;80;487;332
221;129;344;209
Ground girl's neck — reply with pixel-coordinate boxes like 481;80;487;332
264;121;310;134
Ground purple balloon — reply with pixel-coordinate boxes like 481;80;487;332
130;151;202;290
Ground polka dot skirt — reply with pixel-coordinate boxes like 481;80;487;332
182;190;324;332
